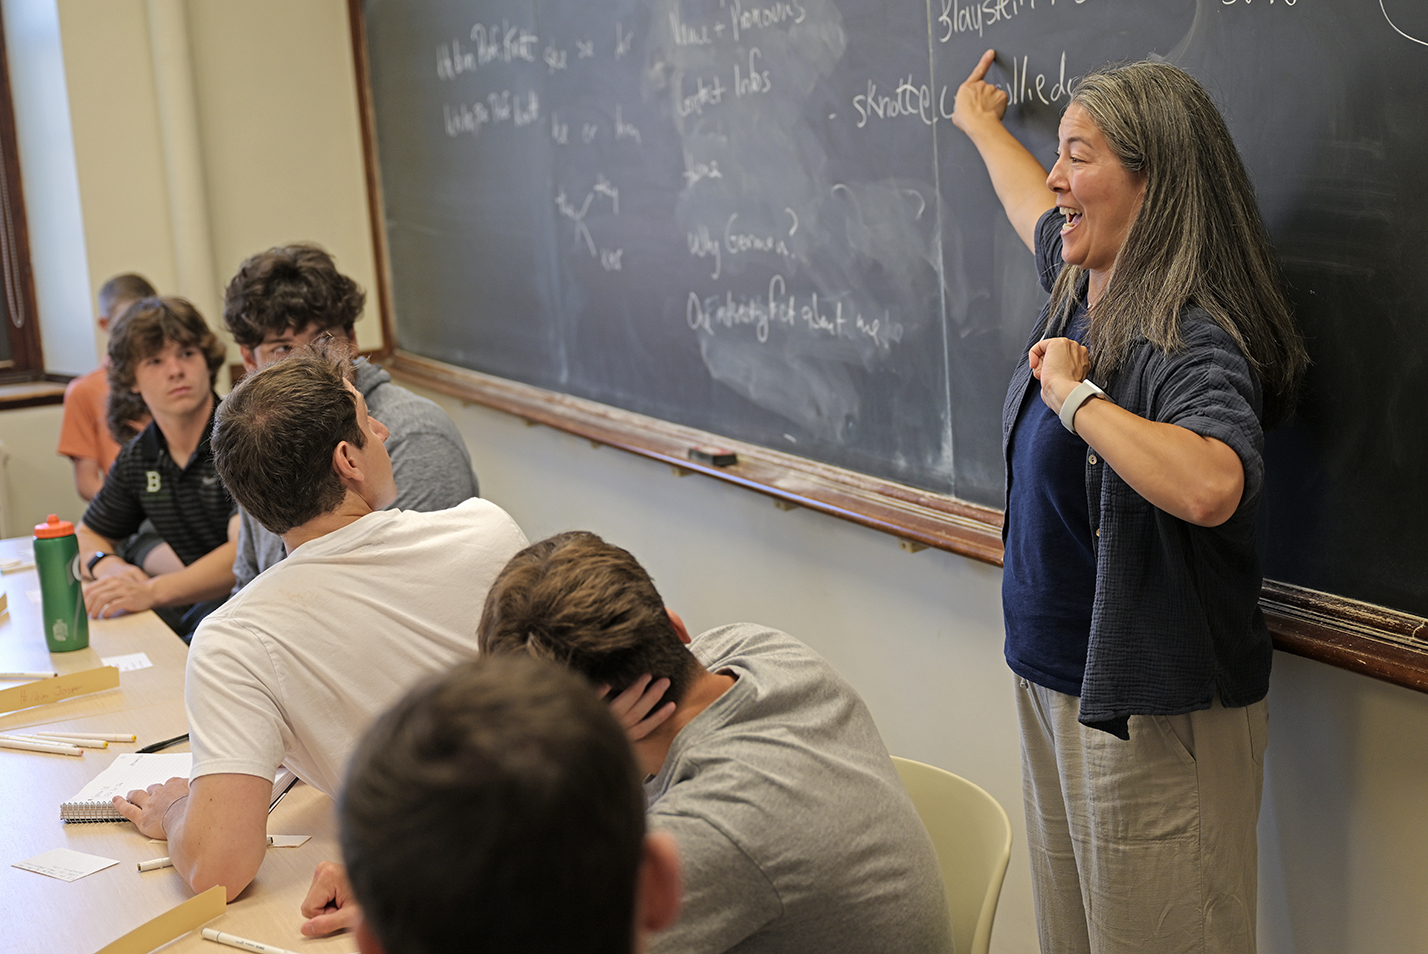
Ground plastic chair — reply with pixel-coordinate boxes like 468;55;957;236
892;756;1013;954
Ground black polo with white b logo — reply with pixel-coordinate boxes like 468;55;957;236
81;397;235;567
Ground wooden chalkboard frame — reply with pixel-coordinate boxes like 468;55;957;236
347;1;1428;696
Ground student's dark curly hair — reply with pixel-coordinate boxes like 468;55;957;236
223;244;365;347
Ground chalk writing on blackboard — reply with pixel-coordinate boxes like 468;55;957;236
363;0;1428;620
1378;0;1427;46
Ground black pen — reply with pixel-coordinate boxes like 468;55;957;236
136;733;189;754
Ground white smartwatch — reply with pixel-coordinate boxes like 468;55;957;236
1058;379;1109;436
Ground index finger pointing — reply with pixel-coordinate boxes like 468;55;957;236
966;48;997;84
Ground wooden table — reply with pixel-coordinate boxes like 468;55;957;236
0;538;356;954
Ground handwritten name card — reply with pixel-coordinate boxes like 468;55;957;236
0;666;120;715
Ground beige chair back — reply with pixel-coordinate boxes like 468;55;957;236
892;756;1013;954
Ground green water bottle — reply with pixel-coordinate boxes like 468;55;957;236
34;514;89;652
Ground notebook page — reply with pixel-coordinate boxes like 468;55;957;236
66;753;194;804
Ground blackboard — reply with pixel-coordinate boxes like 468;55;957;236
355;0;1428;632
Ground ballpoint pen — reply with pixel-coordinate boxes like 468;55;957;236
136;733;189;754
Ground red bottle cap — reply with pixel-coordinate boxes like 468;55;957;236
34;514;76;538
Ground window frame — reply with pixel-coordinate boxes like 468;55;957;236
0;8;47;386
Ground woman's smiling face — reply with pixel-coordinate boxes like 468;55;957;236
1047;103;1147;303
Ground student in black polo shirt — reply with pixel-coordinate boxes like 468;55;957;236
78;297;238;640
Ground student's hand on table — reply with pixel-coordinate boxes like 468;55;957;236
113;776;190;840
88;554;148;583
301;861;362;936
83;568;157;618
601;674;676;742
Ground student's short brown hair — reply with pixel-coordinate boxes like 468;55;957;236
105;297;225;439
223;243;365;347
341;654;647;954
478;532;698;709
97;273;156;321
211;343;365;535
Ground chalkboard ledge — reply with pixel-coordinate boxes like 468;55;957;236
1263;582;1428;692
386;351;1428;698
386;351;1005;564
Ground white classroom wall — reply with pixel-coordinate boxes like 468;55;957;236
2;2;1426;952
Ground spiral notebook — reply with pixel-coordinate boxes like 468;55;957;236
60;753;297;823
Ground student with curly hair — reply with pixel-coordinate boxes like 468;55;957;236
222;244;478;591
77;297;237;640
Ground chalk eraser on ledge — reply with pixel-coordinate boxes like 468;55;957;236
689;446;738;467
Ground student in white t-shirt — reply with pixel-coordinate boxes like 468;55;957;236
110;344;527;904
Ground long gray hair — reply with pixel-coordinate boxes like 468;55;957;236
1049;60;1308;426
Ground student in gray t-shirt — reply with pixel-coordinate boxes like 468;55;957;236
221;244;479;589
477;531;955;954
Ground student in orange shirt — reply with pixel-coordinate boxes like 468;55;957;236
57;273;155;500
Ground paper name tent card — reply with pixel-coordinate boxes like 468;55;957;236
60;753;193;823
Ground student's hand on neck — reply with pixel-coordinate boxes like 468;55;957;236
633;666;737;780
633;609;739;779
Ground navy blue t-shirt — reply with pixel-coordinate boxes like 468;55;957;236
1002;310;1096;696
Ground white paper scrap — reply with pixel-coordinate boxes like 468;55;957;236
100;652;154;673
267;834;311;848
13;847;120;882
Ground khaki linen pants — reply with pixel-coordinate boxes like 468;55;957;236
1016;679;1268;954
